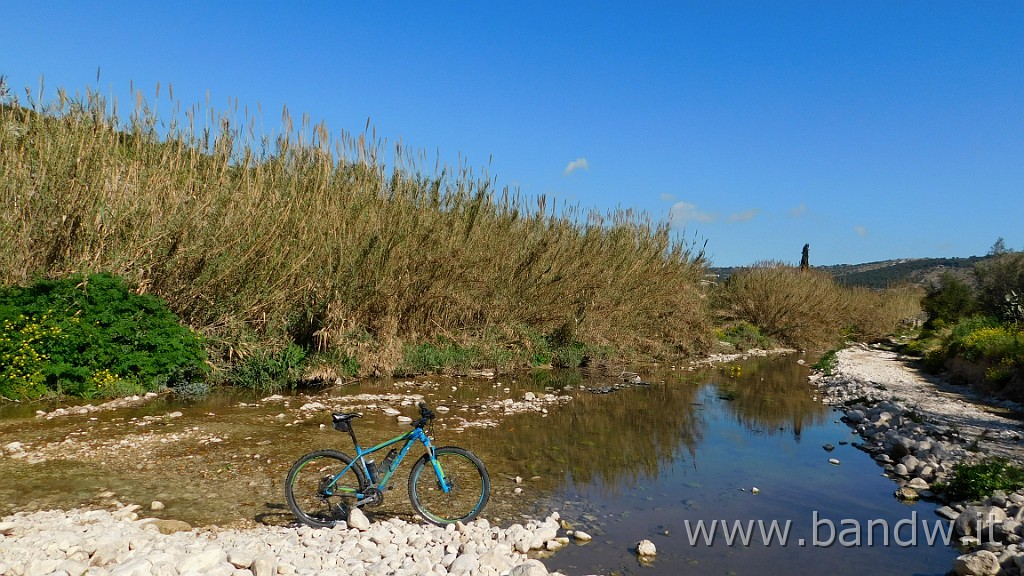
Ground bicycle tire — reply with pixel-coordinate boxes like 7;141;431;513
285;449;367;528
408;446;490;525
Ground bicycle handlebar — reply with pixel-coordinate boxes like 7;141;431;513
414;402;436;428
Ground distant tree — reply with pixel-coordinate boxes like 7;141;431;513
989;237;1011;256
921;272;977;327
800;244;810;270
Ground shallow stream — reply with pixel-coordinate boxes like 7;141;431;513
0;354;958;575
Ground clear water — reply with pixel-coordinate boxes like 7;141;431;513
533;358;958;576
0;354;958;575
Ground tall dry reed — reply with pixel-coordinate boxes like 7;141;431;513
0;86;712;374
716;262;922;351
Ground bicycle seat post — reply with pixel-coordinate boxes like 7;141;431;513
346;419;360;449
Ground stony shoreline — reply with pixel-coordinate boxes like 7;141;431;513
813;344;1024;576
0;505;579;576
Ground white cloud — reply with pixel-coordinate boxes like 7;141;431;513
659;192;675;202
563;157;589;175
854;225;869;237
789;203;807;218
669;201;716;225
729;208;761;222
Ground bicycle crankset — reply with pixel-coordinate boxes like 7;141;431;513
358;487;384;507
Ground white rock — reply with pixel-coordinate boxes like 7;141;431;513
177;548;227;573
907;477;929;490
572;530;593;542
348;508;371;530
637;539;657;556
509;559;549;576
449;552;480;575
250;554;278;576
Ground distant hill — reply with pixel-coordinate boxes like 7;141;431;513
711;256;989;289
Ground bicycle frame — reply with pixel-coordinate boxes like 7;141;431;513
329;425;451;505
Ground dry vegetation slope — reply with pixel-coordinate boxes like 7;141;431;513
0;91;712;375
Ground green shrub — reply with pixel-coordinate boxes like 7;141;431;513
922;273;978;327
0;273;208;401
942;457;1024;501
946;316;1022;363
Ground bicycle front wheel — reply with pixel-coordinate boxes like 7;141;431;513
409;446;490;525
285;449;367;528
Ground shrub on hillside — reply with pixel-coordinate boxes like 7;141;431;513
0;273;208;401
921;273;978;327
975;253;1024;320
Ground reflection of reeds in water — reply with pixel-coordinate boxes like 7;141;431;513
710;355;830;439
484;371;705;497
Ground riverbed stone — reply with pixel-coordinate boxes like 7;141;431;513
956;506;1009;538
907;477;929;490
509;559;549;576
572;530;593;542
937;506;961;521
953;549;1001;576
637;539;657;556
349;508;371;530
895;486;919;501
177;548;228;573
448;552;480;575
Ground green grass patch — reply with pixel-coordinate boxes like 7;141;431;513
812;349;840;375
941;457;1024;501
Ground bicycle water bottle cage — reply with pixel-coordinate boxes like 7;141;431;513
332;412;360;433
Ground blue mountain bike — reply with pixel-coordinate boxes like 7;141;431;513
285;402;490;527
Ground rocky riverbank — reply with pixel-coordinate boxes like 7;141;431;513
813;344;1024;576
0;506;579;576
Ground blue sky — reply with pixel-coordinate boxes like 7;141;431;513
3;2;1021;266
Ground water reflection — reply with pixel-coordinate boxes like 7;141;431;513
488;380;704;494
709;358;831;440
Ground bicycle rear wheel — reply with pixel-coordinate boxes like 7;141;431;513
285;450;367;528
408;446;490;525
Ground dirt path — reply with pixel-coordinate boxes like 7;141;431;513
828;344;1024;462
